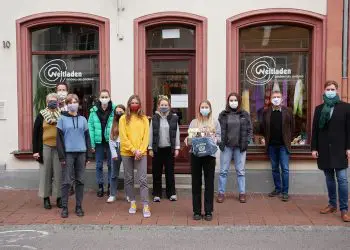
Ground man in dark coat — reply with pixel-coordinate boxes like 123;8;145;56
262;90;294;202
311;80;350;222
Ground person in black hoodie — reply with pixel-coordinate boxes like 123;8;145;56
57;94;91;218
33;93;62;209
217;92;252;204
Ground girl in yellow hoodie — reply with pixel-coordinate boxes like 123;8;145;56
119;95;151;218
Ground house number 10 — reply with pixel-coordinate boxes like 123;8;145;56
2;41;11;49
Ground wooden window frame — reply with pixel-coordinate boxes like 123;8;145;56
226;9;326;160
14;12;110;157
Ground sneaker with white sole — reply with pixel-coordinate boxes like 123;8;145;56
129;201;137;214
126;196;130;203
153;196;161;202
169;195;177;201
106;196;116;203
143;205;151;218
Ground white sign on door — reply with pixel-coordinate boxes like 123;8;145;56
171;94;188;108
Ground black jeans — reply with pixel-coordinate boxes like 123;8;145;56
191;154;216;214
152;147;176;198
61;152;86;208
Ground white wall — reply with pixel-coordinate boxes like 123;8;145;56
0;0;326;169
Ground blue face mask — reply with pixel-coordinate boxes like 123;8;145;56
47;101;58;109
200;108;210;117
160;107;169;113
325;90;337;99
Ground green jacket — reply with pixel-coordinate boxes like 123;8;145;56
88;103;116;148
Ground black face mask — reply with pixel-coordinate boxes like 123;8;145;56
48;101;58;109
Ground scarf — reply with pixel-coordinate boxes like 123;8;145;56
40;108;61;125
319;94;340;129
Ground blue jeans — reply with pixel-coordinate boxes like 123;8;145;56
324;168;349;212
95;143;111;185
268;145;289;194
218;146;247;194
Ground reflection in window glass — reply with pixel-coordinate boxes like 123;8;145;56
151;60;190;125
240;52;309;146
31;24;99;51
147;26;195;49
32;55;100;119
240;25;310;49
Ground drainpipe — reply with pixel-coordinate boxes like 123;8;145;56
342;0;349;101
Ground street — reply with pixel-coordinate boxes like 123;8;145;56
1;225;350;250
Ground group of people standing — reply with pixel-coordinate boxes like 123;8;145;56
33;80;350;222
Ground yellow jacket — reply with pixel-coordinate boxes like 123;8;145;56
119;114;150;156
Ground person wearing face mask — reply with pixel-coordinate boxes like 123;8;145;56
106;104;126;203
149;96;180;202
88;89;116;197
185;100;221;221
56;82;69;112
262;90;294;202
311;80;350;222
56;94;92;218
119;95;151;218
217;92;252;203
33;93;62;210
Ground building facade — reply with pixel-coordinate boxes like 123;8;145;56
0;0;349;192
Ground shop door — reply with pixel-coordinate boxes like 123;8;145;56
146;56;195;174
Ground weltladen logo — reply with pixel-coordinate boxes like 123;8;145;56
245;56;291;85
38;59;83;88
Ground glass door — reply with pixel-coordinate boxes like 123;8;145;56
147;56;195;173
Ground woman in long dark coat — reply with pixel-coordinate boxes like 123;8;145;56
311;80;350;222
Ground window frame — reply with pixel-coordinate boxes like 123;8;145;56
226;9;326;160
15;12;110;154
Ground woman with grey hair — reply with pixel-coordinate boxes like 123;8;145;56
33;92;62;209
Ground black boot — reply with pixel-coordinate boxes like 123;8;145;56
97;184;104;197
56;197;62;208
107;184;110;196
61;207;68;218
43;197;52;209
75;206;85;217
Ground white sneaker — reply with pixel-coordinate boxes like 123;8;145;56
106;196;116;203
169;195;177;201
126;196;130;203
153;196;161;202
129;201;137;214
143;205;151;218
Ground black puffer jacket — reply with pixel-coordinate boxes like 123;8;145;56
218;109;252;152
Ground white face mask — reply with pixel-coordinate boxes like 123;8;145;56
229;101;239;109
57;91;68;100
100;98;110;105
271;97;282;106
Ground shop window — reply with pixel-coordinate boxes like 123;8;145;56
239;25;311;148
31;24;100;119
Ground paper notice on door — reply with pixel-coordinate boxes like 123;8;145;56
162;29;180;39
171;94;188;108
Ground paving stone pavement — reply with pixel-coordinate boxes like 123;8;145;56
0;190;349;227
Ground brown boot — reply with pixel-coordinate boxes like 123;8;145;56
341;211;350;222
239;194;246;203
320;205;337;214
216;193;225;203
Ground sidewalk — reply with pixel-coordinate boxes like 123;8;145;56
0;190;349;227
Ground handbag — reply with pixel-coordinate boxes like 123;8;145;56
191;137;218;157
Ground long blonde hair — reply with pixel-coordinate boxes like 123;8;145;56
125;95;144;124
196;100;215;131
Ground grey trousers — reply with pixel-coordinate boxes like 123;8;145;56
122;156;149;204
38;145;61;198
61;152;86;208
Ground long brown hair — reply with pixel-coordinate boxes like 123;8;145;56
226;92;241;112
110;104;126;140
196;100;215;130
125;95;144;124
